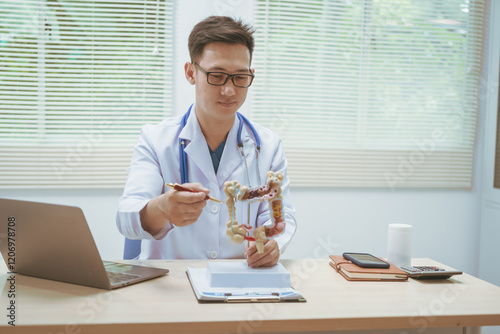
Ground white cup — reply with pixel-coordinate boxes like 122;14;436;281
387;224;412;268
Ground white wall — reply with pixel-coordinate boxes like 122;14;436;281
0;0;493;280
478;0;500;288
477;0;500;324
1;185;482;275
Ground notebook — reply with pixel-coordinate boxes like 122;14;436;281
329;255;408;281
0;198;168;290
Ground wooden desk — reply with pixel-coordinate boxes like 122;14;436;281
1;259;499;334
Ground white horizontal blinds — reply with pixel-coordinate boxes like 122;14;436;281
0;0;173;188
252;0;485;187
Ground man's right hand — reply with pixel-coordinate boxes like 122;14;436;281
162;183;210;227
140;183;209;235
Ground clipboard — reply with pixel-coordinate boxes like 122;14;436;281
186;262;306;303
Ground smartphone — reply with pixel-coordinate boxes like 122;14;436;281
342;252;391;269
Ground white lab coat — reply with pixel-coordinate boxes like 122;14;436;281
116;105;297;260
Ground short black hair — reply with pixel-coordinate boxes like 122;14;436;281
188;16;255;64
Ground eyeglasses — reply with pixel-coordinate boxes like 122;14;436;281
192;62;254;88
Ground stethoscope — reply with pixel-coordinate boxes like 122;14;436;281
179;104;262;186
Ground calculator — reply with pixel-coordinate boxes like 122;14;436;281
400;266;463;279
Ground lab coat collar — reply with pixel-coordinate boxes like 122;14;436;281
179;105;252;188
178;104;201;144
217;116;255;187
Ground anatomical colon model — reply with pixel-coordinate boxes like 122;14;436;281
224;171;285;253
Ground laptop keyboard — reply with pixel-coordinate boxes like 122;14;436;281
107;271;141;284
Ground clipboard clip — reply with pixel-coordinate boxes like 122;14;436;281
225;292;281;303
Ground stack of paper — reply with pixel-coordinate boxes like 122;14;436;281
186;261;306;303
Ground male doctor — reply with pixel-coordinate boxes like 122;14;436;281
116;16;296;267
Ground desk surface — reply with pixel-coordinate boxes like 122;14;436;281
1;258;500;334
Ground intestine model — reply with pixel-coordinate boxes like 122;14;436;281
224;171;285;253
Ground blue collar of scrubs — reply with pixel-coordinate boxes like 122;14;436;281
208;140;226;174
179;104;261;184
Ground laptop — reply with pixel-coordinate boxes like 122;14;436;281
0;198;168;290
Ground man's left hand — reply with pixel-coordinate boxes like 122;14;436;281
245;239;280;268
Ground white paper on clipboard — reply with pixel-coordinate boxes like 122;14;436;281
186;262;306;303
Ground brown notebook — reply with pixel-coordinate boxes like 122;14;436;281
329;255;409;282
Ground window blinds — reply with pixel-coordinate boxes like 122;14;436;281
0;0;173;188
252;0;486;188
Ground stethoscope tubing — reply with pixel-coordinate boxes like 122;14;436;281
179;104;261;184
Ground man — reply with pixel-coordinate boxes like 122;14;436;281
116;16;296;267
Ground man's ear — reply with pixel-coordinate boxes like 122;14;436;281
184;62;196;85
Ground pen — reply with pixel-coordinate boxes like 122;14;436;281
165;183;223;204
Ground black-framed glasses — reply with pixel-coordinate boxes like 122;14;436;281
192;62;254;88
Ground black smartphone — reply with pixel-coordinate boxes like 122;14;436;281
342;252;391;269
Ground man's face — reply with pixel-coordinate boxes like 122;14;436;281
191;42;253;123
